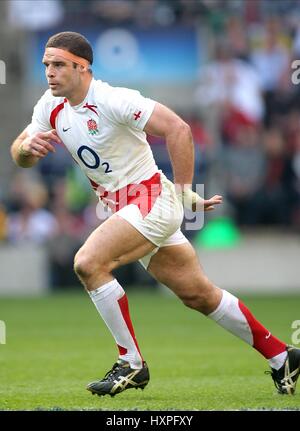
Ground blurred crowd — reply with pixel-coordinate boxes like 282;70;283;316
194;11;300;227
2;0;300;287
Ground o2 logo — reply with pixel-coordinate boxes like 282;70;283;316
291;320;300;345
77;145;112;173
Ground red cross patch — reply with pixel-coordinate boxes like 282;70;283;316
133;110;142;120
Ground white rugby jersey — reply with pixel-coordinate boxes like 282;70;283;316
26;79;158;193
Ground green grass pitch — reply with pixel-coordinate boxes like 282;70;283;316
0;290;299;411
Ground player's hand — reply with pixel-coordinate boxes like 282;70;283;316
177;188;223;212
202;194;223;211
18;129;62;159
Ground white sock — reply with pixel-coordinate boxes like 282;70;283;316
208;290;287;365
88;279;143;369
208;290;253;344
268;351;287;370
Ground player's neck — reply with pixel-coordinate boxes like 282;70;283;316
67;75;93;106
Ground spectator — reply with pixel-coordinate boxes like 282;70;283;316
195;39;264;131
248;128;297;225
8;0;64;31
7;179;58;244
250;17;291;126
224;124;265;225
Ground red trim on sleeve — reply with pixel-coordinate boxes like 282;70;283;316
50;98;67;129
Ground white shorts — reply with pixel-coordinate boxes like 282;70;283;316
116;173;189;269
138;227;188;269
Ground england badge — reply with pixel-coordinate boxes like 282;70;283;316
87;119;99;135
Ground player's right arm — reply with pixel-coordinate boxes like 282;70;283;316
10;128;61;168
11;89;63;168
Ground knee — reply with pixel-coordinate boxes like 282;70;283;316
74;248;109;280
74;249;93;279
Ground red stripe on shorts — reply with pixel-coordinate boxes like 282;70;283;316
88;172;162;217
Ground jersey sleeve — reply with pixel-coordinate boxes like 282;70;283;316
26;90;53;136
106;87;156;130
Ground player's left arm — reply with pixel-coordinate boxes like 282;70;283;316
144;102;194;188
144;102;222;211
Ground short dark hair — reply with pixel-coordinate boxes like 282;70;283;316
46;31;93;65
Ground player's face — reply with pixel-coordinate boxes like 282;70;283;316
42;53;81;98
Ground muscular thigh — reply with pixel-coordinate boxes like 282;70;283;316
80;214;156;270
147;242;212;299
